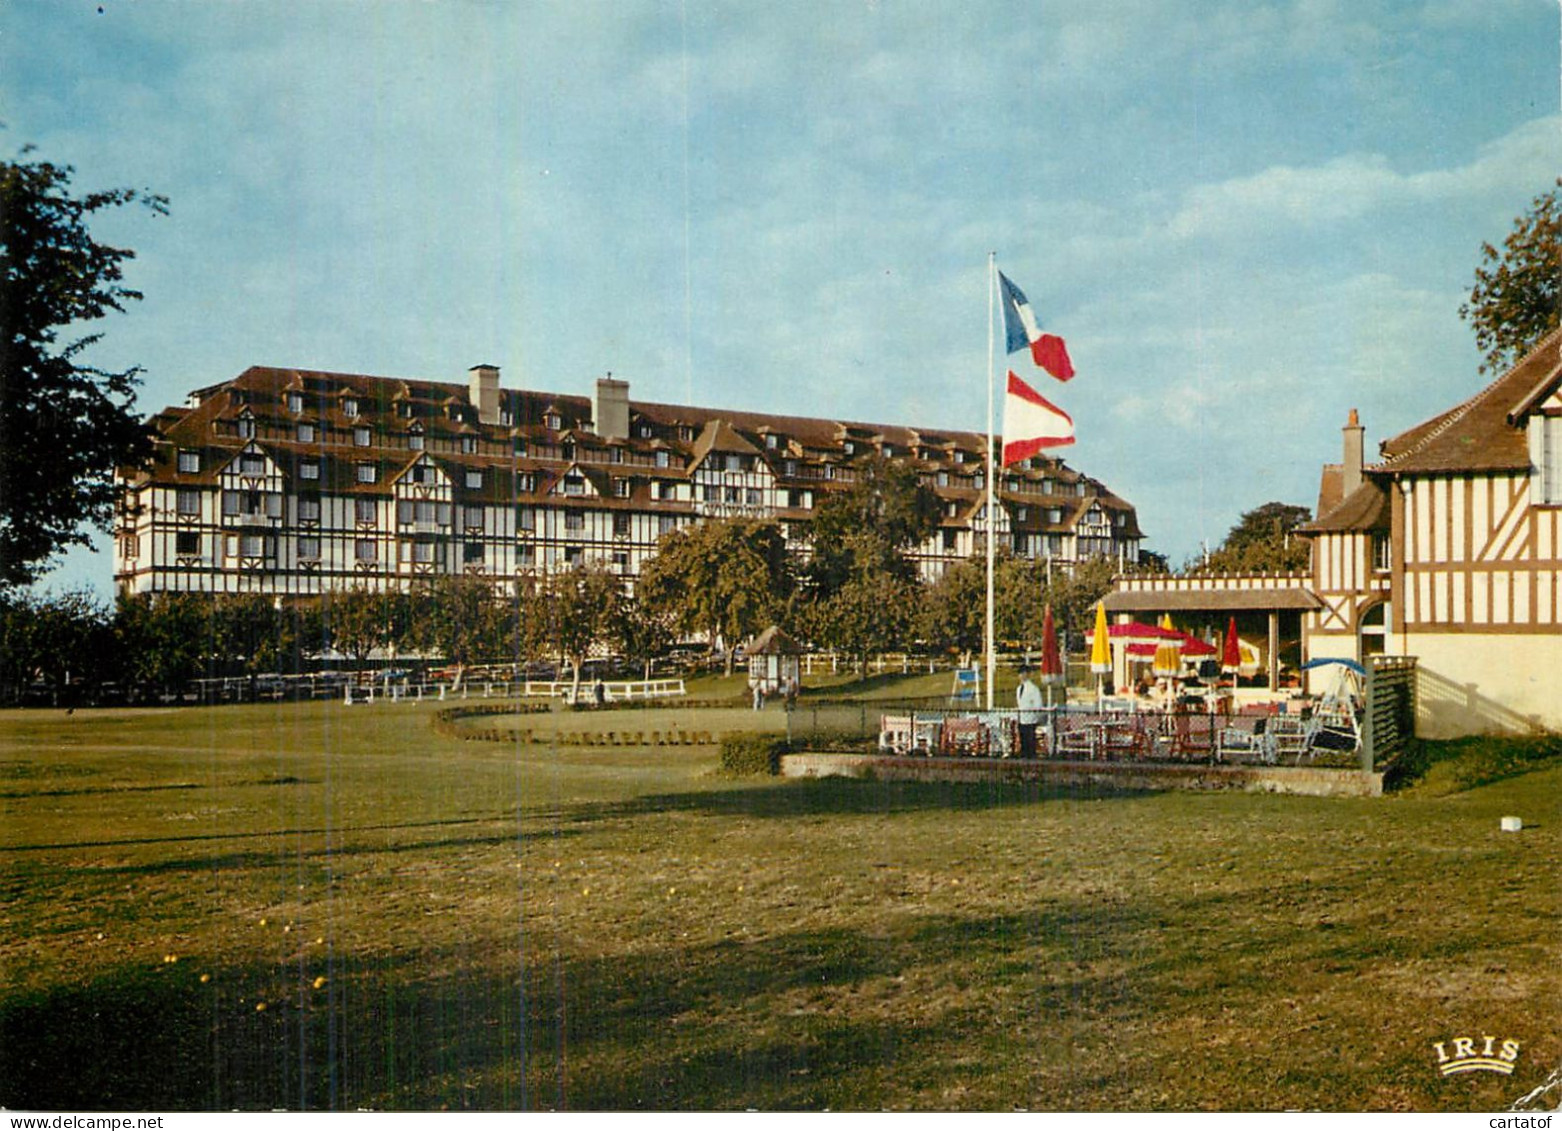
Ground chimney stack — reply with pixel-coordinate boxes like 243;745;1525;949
469;364;501;425
594;374;629;441
1342;408;1364;498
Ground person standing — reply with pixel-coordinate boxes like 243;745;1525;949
1015;665;1044;758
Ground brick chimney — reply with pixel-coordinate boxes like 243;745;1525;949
594;374;629;441
1342;408;1364;497
469;364;501;425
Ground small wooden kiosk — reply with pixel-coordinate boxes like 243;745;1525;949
746;625;802;697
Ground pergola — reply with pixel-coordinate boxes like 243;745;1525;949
1102;584;1322;692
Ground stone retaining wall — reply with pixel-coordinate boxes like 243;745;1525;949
779;753;1383;798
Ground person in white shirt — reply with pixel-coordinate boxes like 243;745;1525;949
1015;666;1044;758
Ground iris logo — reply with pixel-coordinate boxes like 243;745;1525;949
1433;1035;1521;1076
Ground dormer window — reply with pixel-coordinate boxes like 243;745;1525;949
287;392;303;414
460;435;477;455
300;459;320;481
655;450;671;469
296;422;316;443
512;438;527;457
343;398;359;418
408;428;424;451
177;449;200;474
356;461;377;483
638;424;654;439
614;479;631;498
545;412;562;431
465;469;483;490
237;414;256;440
843;441;855;456
766;434;779;450
353;426;372;447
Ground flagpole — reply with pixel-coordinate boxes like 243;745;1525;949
985;252;996;712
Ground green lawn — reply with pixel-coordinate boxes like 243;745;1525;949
1;698;1557;1111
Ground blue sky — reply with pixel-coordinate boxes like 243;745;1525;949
6;0;1558;594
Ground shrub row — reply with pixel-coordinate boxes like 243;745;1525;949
719;732;790;776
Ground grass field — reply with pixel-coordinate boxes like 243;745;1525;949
1;694;1558;1111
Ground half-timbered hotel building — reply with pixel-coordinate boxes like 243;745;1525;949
114;364;1142;600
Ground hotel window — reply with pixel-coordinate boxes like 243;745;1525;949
414;499;438;524
565;511;584;532
463;505;484;529
465;469;483;489
411;540;436;564
1371;532;1391;573
407;464;429;485
300;459;320;481
297;536;320;561
240;453;266;475
516;545;535;567
176;488;201;516
724;486;740;504
612;448;625;464
784;460;797;477
355;497;377;524
512;438;527;456
1016;507;1028;521
766;434;779;450
178;449;200;474
788;489;804;508
354;426;371;447
564;546;583;564
516;472;535;493
1534;414;1562;504
409;430;425;451
297;422;316;443
562;474;585;496
656;481;676;501
176;531;200;556
942;530;959;551
614;479;631;498
120;534;139;559
516;506;535;531
356;462;377;483
545;413;562;431
745;489;761;505
463;541;485;564
237;416;256;439
461;435;477;454
655;450;671;469
298;495;321;522
638;425;654;439
613;513;631;537
343;398;359;418
658;515;676;535
613;551;630;572
936;471;949;487
355;539;377;563
287;392;303;414
238;533;268;558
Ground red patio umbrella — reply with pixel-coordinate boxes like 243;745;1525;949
1039;604;1064;704
1221;616;1242;687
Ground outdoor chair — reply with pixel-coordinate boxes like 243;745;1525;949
940;715;989;758
1054;718;1095;759
1216;715;1268;763
1265;716;1309;763
911;714;942;755
1098;717;1151;760
879;714;914;754
1171;712;1218;761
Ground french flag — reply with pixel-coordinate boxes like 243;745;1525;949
998;271;1075;381
1002;370;1075;465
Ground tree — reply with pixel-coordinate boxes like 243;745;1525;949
1461;179;1562;376
806;456;940;595
636;519;794;675
803;569;919;679
1201;502;1311;573
321;584;398;668
537;563;625;697
113;592;216;697
0;153;166;588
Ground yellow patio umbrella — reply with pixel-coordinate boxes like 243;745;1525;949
1089;602;1111;701
1152;613;1183;679
1089;602;1111;673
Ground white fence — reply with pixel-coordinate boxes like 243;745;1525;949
345;677;686;705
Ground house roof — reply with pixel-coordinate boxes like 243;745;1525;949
1104;587;1322;614
1298;478;1390;535
1376;327;1562;476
